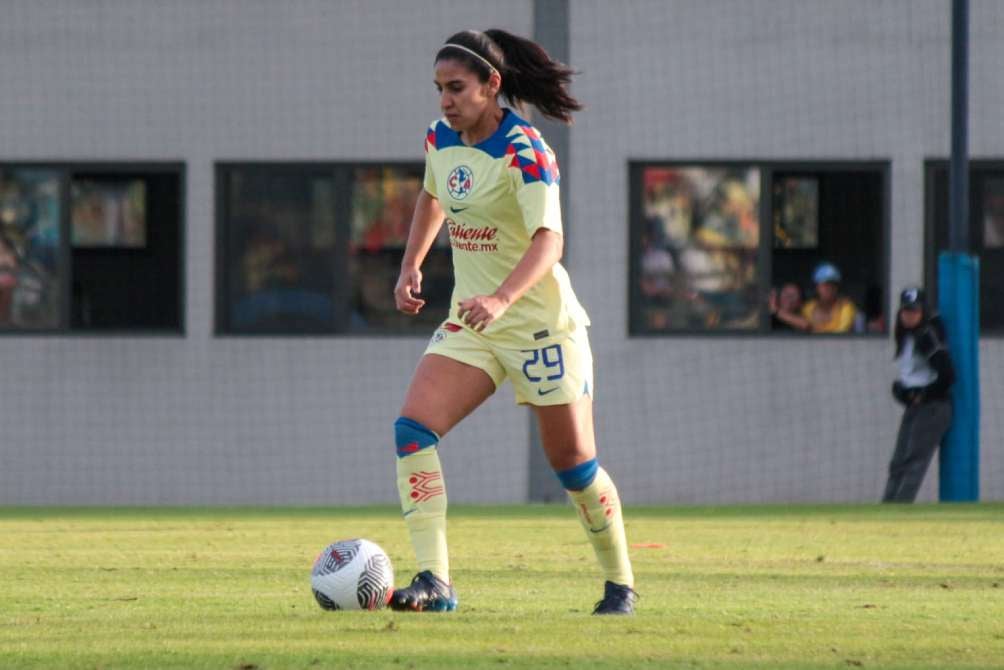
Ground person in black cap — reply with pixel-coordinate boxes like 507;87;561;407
882;287;955;502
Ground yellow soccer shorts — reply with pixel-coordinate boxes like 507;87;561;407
423;321;593;406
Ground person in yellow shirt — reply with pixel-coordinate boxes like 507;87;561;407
800;262;859;333
388;29;636;615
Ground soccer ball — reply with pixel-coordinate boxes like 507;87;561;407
311;538;394;611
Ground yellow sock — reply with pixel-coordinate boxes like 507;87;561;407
566;467;634;587
396;446;449;582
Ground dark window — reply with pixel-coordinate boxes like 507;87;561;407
217;163;448;335
70;170;183;331
770;169;886;334
219;167;339;334
0;164;183;334
630;162;887;335
926;161;1004;332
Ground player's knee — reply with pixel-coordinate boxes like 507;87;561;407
394;416;440;458
556;458;598;491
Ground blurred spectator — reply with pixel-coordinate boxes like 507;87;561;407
883;287;954;503
801;262;859;333
768;281;809;331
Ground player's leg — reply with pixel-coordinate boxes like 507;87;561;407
400;352;498;437
505;329;636;614
534;396;636;614
392;328;502;612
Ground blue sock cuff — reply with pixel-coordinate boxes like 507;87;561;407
395;417;439;458
556;458;599;491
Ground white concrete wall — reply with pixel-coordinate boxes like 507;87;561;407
0;0;534;504
0;0;999;504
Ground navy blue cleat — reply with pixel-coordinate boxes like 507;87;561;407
389;570;458;612
592;581;638;615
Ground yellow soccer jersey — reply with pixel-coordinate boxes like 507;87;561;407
423;108;589;345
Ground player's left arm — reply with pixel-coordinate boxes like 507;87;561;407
458;228;562;331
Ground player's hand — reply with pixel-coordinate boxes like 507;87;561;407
394;266;425;315
457;293;510;332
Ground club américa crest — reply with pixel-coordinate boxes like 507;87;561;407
447;165;473;200
431;322;462;345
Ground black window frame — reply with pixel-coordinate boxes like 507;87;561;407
628;159;890;338
215;161;441;337
0;161;186;336
924;158;1004;335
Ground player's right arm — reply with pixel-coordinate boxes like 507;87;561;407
395;189;444;315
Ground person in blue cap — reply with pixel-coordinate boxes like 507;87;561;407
883;287;955;502
800;262;859;333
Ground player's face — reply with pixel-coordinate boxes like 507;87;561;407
434;59;498;132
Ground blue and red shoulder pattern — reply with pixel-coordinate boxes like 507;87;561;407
424;124;436;153
423;111;559;186
425;119;464;153
505;123;559;186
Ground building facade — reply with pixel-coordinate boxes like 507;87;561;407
1;0;1000;504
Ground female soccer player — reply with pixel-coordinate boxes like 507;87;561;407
389;29;636;615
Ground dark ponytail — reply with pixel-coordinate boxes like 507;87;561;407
436;29;582;124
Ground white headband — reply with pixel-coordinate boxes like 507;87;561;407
441;43;500;77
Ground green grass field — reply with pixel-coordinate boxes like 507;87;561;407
1;505;1002;670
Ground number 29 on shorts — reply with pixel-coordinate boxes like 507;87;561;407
521;344;565;382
